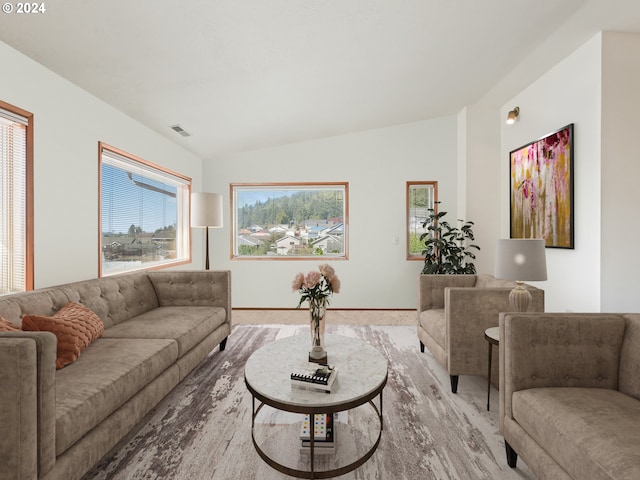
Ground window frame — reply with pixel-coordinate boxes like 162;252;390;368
230;182;349;260
98;142;192;276
406;181;438;260
0;100;34;293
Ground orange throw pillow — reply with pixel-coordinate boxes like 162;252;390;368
22;302;104;369
0;316;20;332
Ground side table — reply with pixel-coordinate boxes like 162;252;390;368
484;327;499;411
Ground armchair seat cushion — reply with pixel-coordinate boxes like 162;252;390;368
419;308;445;348
512;387;640;480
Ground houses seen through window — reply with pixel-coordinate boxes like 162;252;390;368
231;183;348;259
99;143;191;275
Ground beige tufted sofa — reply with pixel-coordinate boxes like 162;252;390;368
417;274;544;393
500;312;640;479
0;270;231;480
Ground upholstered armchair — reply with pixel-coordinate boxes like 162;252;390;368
417;274;544;393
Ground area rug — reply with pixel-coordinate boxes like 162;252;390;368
83;325;534;479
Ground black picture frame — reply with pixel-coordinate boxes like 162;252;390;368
509;123;574;249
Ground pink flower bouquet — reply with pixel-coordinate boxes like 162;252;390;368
292;264;340;309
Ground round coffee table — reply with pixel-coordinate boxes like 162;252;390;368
244;334;388;479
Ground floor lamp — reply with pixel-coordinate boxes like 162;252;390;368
191;192;223;270
494;239;547;312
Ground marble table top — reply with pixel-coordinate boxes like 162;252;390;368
244;334;388;410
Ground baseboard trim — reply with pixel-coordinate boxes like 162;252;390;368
232;307;415;311
232;308;416;326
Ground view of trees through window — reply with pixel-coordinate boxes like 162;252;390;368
232;183;348;258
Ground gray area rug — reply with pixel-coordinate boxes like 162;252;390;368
83;325;534;479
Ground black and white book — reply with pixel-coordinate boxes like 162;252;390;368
290;363;338;393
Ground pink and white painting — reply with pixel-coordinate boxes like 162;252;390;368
510;124;574;249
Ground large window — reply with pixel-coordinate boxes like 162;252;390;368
99;143;191;275
0;101;33;294
231;182;348;259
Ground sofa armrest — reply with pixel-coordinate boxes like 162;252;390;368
148;270;232;324
445;287;543;375
499;312;626;428
417;274;476;313
0;331;57;479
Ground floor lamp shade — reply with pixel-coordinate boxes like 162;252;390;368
495;239;547;312
191;193;223;270
191;193;223;228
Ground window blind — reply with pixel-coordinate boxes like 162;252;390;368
99;144;191;276
0;108;27;294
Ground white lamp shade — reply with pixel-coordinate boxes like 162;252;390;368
191;192;223;228
495;239;547;282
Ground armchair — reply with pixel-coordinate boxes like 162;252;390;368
417;274;544;393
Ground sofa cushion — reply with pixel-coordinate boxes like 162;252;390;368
102;306;226;357
60;273;160;329
512;387;640;480
0;287;71;325
22;302;105;369
0;316;20;331
54;337;178;455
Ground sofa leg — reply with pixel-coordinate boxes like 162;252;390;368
505;441;518;468
450;375;459;393
219;337;228;351
419;341;425;353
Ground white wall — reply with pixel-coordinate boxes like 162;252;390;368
203;117;459;308
0;41;205;288
498;34;603;312
7;29;638;312
459;105;502;276
600;32;640;311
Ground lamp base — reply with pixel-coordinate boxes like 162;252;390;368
509;282;532;312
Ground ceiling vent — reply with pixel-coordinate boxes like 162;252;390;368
169;124;192;137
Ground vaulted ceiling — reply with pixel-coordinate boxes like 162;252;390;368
2;0;640;158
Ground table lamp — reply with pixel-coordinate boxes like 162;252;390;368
494;238;547;312
191;192;223;270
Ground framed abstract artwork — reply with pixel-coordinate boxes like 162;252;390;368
510;124;574;249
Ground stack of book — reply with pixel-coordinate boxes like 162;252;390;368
299;413;335;454
290;363;338;393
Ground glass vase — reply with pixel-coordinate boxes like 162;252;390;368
309;298;327;362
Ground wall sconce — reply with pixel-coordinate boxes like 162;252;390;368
506;106;520;125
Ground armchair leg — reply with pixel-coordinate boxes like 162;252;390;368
505;441;518;468
219;337;228;351
419;341;425;353
450;375;459;393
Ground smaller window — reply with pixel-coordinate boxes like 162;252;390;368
407;181;438;260
99;143;191;275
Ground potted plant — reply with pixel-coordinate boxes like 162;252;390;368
420;202;480;274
